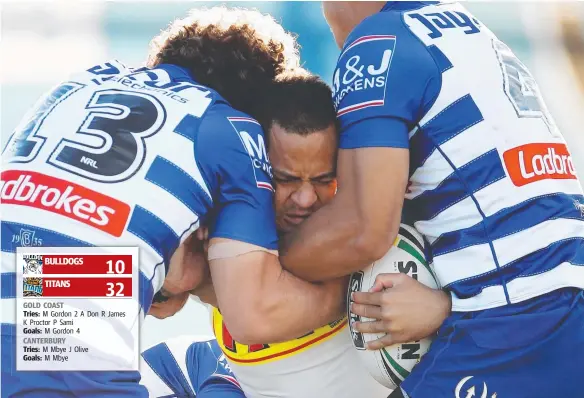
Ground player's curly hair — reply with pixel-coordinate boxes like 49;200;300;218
147;7;300;117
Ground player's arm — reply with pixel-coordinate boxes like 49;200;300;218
196;109;345;344
209;242;346;344
185;238;346;342
281;142;408;281
280;15;440;282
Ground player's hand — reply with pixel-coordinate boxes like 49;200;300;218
350;273;451;350
164;232;210;296
195;226;209;257
148;291;189;319
149;228;212;319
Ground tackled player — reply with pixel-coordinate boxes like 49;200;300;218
147;71;394;398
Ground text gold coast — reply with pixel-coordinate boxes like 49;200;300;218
23;302;64;308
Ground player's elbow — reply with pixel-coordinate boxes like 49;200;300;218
353;225;395;264
230;327;275;346
224;324;265;346
224;306;281;345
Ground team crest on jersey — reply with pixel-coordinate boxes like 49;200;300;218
23;255;43;275
228;117;273;192
332;35;396;117
23;277;43;297
12;228;43;247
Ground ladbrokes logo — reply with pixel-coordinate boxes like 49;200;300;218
503;143;577;187
1;170;130;237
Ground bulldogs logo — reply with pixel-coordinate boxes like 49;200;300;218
23;255;43;275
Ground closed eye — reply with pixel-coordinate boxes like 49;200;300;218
273;176;300;184
312;178;335;185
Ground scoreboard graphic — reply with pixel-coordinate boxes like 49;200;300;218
15;247;140;372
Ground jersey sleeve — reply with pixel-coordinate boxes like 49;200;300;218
194;341;245;398
195;106;278;250
141;341;193;397
332;11;441;149
140;337;243;398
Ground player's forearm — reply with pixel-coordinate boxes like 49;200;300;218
280;196;392;282
211;252;346;345
249;272;347;344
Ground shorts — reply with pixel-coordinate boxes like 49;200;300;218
1;324;148;398
401;287;584;398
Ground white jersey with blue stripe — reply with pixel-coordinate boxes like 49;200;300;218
1;60;277;394
141;335;243;398
332;1;584;311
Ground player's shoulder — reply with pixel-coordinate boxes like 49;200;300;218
200;105;263;135
333;2;441;122
67;59;136;84
196;103;266;159
337;1;440;70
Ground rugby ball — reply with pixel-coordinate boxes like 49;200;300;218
347;224;440;390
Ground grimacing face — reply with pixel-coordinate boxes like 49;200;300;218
268;123;338;234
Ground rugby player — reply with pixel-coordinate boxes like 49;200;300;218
210;72;391;398
1;7;343;396
278;2;584;397
149;71;390;398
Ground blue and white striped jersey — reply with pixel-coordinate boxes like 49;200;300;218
1;61;277;395
141;335;243;398
332;1;584;311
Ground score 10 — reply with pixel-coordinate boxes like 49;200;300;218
41;255;133;277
